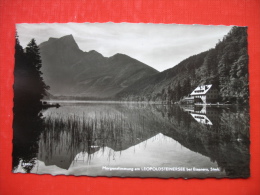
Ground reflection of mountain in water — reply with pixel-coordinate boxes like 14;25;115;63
29;133;226;178
33;103;249;178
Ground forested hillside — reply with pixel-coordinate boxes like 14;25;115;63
117;26;248;104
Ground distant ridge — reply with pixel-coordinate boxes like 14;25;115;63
39;35;158;98
117;26;248;105
40;27;248;104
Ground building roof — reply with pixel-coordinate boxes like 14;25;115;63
190;113;213;125
190;84;213;96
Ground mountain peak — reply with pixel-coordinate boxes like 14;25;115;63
109;53;135;62
84;50;104;59
47;37;58;42
59;34;76;43
39;35;158;98
112;53;127;57
60;34;74;39
55;34;80;50
40;34;79;50
88;50;101;54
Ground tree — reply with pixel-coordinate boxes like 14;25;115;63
14;38;49;115
13;36;49;173
182;78;191;97
13;35;31;114
25;39;49;106
175;82;182;101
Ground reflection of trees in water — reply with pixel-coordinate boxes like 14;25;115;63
161;105;250;178
14;102;249;178
38;112;149;169
12;111;44;173
13;36;49;173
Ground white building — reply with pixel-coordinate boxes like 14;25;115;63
190;84;218;104
190;113;213;125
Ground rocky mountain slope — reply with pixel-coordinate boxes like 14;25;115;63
39;35;158;98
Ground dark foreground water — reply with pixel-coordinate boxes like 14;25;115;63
12;101;250;178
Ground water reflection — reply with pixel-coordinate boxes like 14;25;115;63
12;102;250;178
12;110;44;173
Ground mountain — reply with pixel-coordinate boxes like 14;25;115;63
117;26;249;104
39;35;158;98
39;27;248;104
116;51;207;101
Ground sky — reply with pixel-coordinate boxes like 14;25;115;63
16;23;233;72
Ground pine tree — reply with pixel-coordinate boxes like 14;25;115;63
14;37;49;114
13;36;48;172
24;39;49;110
13;34;31;114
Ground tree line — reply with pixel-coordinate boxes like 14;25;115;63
118;26;249;105
13;35;49;115
13;35;49;172
163;26;248;104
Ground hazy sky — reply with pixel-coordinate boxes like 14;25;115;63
16;23;232;72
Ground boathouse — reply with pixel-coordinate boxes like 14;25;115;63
190;84;218;104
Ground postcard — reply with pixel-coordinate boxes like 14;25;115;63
12;23;249;178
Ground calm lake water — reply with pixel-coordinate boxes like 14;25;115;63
13;101;250;178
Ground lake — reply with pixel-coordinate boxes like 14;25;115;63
13;101;250;178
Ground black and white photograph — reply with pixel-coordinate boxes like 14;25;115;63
13;23;249;178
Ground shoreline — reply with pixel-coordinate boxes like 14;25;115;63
41;99;246;107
